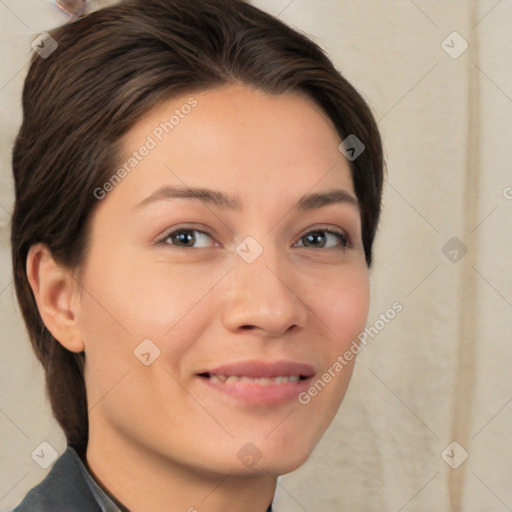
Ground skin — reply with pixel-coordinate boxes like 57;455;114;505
27;83;370;512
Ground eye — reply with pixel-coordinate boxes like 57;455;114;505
294;228;349;250
157;226;350;250
160;228;216;248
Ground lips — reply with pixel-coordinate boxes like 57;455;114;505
197;360;315;405
198;360;315;379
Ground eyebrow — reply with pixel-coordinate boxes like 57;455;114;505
134;185;359;212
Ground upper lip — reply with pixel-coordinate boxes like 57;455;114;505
198;360;316;379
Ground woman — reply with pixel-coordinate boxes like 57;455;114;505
10;0;384;510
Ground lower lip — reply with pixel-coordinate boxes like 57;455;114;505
198;376;313;406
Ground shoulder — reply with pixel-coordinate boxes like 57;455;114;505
12;446;101;512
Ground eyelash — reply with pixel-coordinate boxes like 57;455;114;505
296;228;350;250
157;226;351;251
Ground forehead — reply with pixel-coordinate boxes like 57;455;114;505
110;83;354;210
125;84;340;148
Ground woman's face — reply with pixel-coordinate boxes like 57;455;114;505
77;84;369;476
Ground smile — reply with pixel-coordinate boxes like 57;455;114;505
196;360;315;405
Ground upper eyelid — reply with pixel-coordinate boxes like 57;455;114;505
294;227;351;248
156;224;215;243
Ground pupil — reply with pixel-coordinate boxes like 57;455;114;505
306;232;324;247
175;230;193;245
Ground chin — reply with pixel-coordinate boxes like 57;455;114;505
228;436;319;477
268;450;313;476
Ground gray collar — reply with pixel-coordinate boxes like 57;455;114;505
69;446;127;512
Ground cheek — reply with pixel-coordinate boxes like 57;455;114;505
79;244;231;341
315;266;370;350
302;266;369;408
75;255;221;398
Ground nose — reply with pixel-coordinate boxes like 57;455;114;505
221;246;308;338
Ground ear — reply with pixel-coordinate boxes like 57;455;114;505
26;243;85;353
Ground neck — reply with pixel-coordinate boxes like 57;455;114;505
86;423;276;512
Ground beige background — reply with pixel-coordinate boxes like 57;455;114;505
1;1;511;511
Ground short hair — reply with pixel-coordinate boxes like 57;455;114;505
11;0;384;456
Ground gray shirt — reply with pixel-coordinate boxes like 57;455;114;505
12;446;127;512
12;446;273;511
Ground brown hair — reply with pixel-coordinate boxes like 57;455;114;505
11;0;384;455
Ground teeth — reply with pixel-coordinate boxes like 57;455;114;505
209;375;301;384
210;375;227;383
